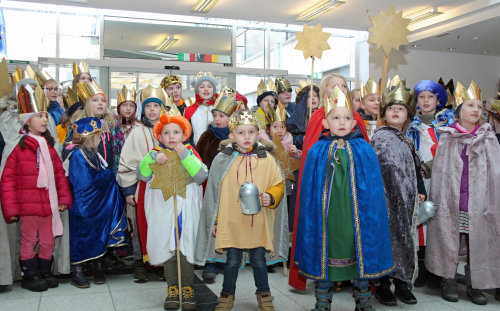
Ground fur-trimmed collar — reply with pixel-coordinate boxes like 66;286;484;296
0;95;17;114
219;139;274;158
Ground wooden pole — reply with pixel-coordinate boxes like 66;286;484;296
309;56;315;119
381;54;389;94
173;186;182;308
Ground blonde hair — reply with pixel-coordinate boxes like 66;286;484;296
73;134;101;150
72;73;93;90
319;74;349;107
83;96;116;133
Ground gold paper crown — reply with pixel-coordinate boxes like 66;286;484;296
140;85;167;104
324;86;353;115
275;77;292;94
360;77;381;98
487;97;500;114
295;79;315;95
17;85;47;114
161;95;182;117
34;70;54;86
454;81;481;108
0;58;12;98
229;110;258;131
381;76;415;115
12;65;37;86
438;77;455;107
257;79;277;96
214;88;239;116
160;75;181;89
265;101;287;124
185;96;194;107
196;71;214;80
117;85;137;105
76;80;104;104
65;87;79;108
72;61;90;77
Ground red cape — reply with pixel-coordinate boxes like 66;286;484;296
288;107;368;289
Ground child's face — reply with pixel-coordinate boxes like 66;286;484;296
269;121;287;140
459;100;483;126
165;83;182;102
118;101;136;119
278;90;292;105
259;95;275;111
361;94;380;116
326;77;348;97
384;104;408;130
352;90;361;111
90;93;107;118
322;106;356;137
79;72;92;83
308;92;320;110
28;112;48;135
229;124;258;150
159;123;184;149
43;81;59;102
212;110;230;128
144;102;161;123
198;81;214;100
417;90;438;114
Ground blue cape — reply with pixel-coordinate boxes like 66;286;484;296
294;133;394;280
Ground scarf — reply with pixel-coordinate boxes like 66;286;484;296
28;133;63;236
208;124;229;140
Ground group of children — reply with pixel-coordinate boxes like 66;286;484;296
1;58;500;311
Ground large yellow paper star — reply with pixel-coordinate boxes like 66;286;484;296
368;5;411;57
272;135;301;181
294;24;331;59
149;148;193;201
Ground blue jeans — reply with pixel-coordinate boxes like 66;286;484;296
316;278;369;290
222;247;270;295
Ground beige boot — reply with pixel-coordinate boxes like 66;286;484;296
257;292;275;311
215;292;234;311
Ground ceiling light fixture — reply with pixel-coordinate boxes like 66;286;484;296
296;0;345;22
191;0;220;13
481;50;490;54
405;6;443;24
448;48;456;52
156;35;178;51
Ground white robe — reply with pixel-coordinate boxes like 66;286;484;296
191;105;213;146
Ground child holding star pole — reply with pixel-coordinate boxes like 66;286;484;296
137;105;208;310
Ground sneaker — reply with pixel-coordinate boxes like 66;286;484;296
215;292;234;311
202;263;217;280
181;285;196;310
257;292;275;311
132;260;148;283
164;285;180;310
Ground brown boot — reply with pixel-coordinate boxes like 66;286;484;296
257;292;275;311
215;292;234;311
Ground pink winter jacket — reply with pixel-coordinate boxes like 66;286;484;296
0;136;72;222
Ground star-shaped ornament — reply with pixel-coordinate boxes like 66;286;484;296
149;148;193;201
272;135;301;181
294;24;331;59
368;5;411;57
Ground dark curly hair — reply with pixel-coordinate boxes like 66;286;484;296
19;124;55;149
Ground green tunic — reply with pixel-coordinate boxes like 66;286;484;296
327;148;358;282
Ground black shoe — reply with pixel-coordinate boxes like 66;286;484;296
495;288;500;301
414;259;428;288
375;277;396;306
71;264;90;288
103;249;124;270
426;273;442;289
132;260;148;283
93;258;106;284
394;279;417;305
202;263;218;280
441;278;458;302
38;257;59;288
0;285;12;293
464;265;487;305
19;257;48;292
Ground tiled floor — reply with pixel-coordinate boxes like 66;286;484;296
1;263;499;311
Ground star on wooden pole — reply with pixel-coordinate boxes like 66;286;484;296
149;149;192;201
272;135;301;181
368;5;411;91
294;24;331;59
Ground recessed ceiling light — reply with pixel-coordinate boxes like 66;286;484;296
434;32;449;38
481;50;490;54
448;48;456;52
411;44;419;48
67;0;88;3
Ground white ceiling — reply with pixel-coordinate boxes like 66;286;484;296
13;0;500;56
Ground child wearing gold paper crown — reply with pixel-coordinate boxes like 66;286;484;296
294;86;394;311
357;77;381;139
194;110;289;311
137;107;208;310
161;75;186;115
115;86;140;138
255;79;278;143
425;81;500;306
1;86;72;292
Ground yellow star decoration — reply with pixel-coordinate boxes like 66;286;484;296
294;24;331;59
368;5;411;57
272;135;301;181
149;148;193;201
